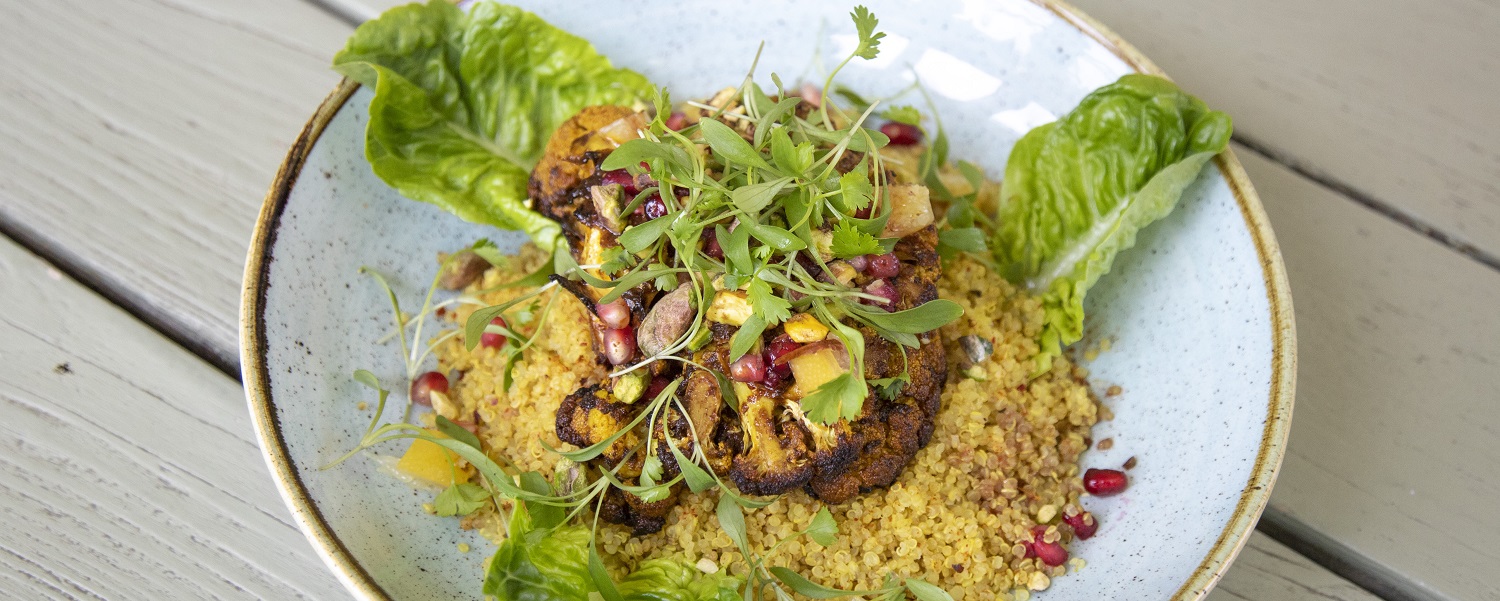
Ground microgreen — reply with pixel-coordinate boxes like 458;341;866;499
433;482;490;517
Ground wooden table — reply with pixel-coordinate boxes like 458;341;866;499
1;0;1494;599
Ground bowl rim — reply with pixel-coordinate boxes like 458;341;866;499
240;2;1297;598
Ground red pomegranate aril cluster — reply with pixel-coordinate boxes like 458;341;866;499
602;327;636;365
409;371;449;407
764;335;800;382
596;298;631;330
1027;525;1069;567
480;316;508;348
1063;509;1099;540
879;122;923;146
866;252;900;279
1083;468;1129;496
664;111;688;131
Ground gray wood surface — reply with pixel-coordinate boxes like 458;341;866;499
0;0;349;370
0;235;344;600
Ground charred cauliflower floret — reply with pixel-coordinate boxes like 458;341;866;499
655;367;732;478
729;383;815;496
555;385;639;468
599;485;679;536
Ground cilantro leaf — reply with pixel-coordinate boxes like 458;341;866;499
850;6;886;60
433;482;489;517
805;507;838;546
829;220;884;258
748;278;792;325
800;372;865;423
838;168;873;213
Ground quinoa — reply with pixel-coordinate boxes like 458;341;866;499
435;248;1101;601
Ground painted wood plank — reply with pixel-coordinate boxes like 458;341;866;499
1240;148;1500;600
1208;534;1379;601
0;0;351;370
1068;0;1500;261
0;236;346;599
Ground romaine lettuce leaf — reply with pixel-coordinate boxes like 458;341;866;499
332;0;655;251
993;74;1232;373
482;503;742;601
483;505;594;601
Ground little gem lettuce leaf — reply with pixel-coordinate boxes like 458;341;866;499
992;74;1232;373
333;0;655;250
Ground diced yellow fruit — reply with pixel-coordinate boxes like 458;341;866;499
881;184;934;238
397;429;469;487
707;290;753;326
784;313;830;343
788;348;847;393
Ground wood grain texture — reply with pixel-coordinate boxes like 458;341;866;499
0;0;350;370
1207;535;1379;601
0;236;346;600
1069;0;1500;261
1242;148;1500;600
0;232;1371;601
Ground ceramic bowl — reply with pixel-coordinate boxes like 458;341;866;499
242;1;1295;599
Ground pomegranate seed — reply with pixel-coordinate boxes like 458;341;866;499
1064;510;1099;540
409;371;449;407
765;335;800;378
866;253;900;279
596;298;631;329
863;279;898;311
1029;525;1069;567
603;327;636;365
846;254;869;273
643;194;667;219
729;352;766;383
1084;468;1129;496
601;169;638;194
879;122;923;146
762;368;785;389
702;231;724;260
480;316;508;348
665;111;687;131
644;376;670;401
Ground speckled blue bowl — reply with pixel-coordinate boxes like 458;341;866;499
242;1;1295;599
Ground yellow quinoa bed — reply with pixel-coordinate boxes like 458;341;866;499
436;247;1101;601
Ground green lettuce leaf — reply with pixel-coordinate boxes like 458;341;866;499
483;503;742;601
993;74;1232;374
483;506;594;601
618;558;742;601
332;0;655;250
